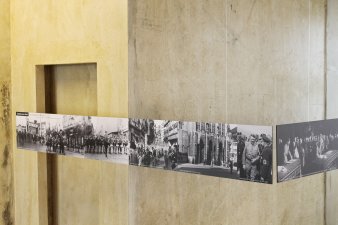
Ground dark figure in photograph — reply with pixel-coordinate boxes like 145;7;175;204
90;137;95;153
260;135;272;183
298;138;306;173
52;137;58;153
243;135;259;181
229;158;233;174
98;138;103;154
94;137;99;154
46;135;52;152
59;134;65;155
129;148;138;165
304;136;319;174
143;148;151;166
103;137;109;158
118;139;122;154
289;138;296;160
85;137;90;153
283;138;292;163
237;136;246;178
168;147;177;170
113;139;117;154
164;150;169;169
123;139;128;154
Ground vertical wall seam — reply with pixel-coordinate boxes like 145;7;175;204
225;0;228;124
323;0;328;224
324;0;328;120
308;0;311;122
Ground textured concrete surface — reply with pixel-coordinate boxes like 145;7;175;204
6;0;336;224
129;0;326;225
0;0;13;224
11;1;128;225
326;0;338;224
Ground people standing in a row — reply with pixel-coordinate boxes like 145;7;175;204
45;131;65;155
84;135;129;156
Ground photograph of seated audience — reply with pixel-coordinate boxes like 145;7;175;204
277;119;338;182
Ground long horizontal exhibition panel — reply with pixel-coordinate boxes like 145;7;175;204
16;112;273;184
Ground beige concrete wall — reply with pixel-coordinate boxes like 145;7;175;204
8;0;334;225
0;0;13;225
326;0;338;224
11;1;128;225
129;0;326;225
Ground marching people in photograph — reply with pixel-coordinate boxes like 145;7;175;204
43;114;91;158
16;112;94;158
85;117;129;164
277;119;338;182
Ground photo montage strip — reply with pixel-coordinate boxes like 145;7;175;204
129;119;273;184
277;119;338;183
16;112;130;164
16;112;272;183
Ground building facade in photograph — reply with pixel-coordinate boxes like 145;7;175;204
27;119;40;135
129;118;155;149
169;121;228;166
163;120;179;147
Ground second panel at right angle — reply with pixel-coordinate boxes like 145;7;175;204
277;119;338;182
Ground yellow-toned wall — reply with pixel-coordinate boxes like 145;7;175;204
8;0;337;225
11;1;128;225
0;0;13;225
128;0;327;225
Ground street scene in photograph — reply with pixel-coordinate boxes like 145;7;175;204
85;117;129;164
129;118;273;183
16;113;89;158
16;112;45;151
129;119;173;169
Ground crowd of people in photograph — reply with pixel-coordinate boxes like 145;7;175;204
129;143;179;170
278;122;338;177
16;131;44;147
236;133;273;183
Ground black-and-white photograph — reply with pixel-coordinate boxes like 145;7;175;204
16;112;44;151
85;117;129;164
16;112;96;158
129;119;173;168
277;119;338;182
231;124;273;183
43;114;94;158
129;118;273;183
169;121;231;177
171;122;272;183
